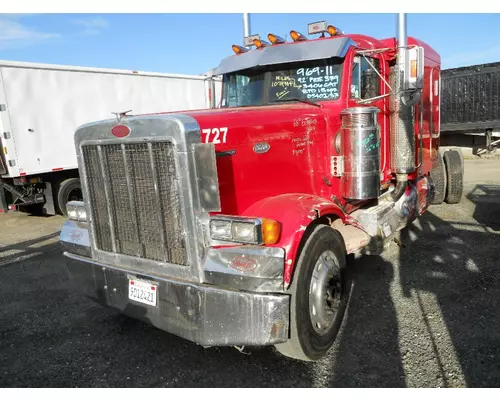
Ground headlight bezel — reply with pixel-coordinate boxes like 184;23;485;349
210;216;262;244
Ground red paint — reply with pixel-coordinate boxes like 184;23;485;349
52;167;63;171
242;194;345;284
111;125;131;138
130;281;134;285
151;286;156;291
134;33;440;285
20;172;26;176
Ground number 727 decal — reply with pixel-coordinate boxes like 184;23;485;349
203;127;228;144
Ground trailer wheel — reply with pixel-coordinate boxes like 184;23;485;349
56;178;82;216
274;225;349;362
430;152;447;205
443;149;464;204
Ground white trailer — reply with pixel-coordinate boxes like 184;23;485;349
0;60;221;215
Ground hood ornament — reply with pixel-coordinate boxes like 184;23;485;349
111;110;132;123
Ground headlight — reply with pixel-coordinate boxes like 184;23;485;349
210;216;281;245
232;221;257;243
66;201;88;222
210;219;232;241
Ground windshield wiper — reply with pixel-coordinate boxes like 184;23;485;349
270;97;321;108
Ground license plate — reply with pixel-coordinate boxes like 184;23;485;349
128;278;157;306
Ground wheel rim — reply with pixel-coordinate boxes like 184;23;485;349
309;250;342;336
67;187;83;203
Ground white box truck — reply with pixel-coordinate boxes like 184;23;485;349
0;60;221;215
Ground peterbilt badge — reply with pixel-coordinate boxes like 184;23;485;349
111;124;131;138
253;142;270;154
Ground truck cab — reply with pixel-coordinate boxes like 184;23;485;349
59;17;462;361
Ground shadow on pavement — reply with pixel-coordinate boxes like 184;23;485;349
398;205;500;387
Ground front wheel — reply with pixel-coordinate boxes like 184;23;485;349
274;224;349;361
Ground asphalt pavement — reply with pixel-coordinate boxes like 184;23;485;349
0;158;499;387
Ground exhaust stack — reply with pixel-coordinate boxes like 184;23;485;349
390;13;416;200
243;13;251;47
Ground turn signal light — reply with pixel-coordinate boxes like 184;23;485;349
232;44;249;54
411;60;417;78
261;219;281;245
267;33;285;44
290;30;307;42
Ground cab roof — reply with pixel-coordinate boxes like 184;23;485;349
213;33;441;76
214;36;356;75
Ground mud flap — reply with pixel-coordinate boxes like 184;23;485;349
0;185;8;213
43;181;56;215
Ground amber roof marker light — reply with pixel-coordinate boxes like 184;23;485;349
327;25;342;36
253;38;270;49
290;30;307;42
267;33;286;44
232;45;249;54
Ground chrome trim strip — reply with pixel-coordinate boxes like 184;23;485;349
97;145;117;253
147;141;167;255
120;143;140;245
430;68;434;153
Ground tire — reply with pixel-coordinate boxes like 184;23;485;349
274;225;349;361
443;149;464;204
56;178;82;216
430;152;446;205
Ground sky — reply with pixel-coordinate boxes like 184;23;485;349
1;13;499;75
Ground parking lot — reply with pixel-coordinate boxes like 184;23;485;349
0;158;499;388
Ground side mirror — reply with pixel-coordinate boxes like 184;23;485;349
203;68;221;109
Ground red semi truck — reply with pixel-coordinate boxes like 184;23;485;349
59;14;463;361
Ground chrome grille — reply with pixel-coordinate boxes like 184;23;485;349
82;141;188;265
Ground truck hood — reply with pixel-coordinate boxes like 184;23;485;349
150;104;340;215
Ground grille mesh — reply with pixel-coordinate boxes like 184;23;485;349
82;141;188;265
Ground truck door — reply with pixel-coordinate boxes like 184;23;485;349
349;54;389;177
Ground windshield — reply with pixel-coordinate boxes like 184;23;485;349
221;57;344;108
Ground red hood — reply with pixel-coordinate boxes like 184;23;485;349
139;103;345;216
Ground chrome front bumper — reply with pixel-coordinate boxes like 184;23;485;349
60;221;290;347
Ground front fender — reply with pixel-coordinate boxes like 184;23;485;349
242;193;346;285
